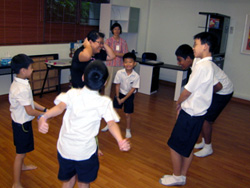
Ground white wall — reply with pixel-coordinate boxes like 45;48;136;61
1;0;250;100
0;44;70;95
131;0;250;100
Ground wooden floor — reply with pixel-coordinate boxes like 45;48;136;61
1;82;250;188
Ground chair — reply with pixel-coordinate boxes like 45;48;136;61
142;52;157;61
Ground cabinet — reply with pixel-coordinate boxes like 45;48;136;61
199;12;230;69
137;60;164;95
100;4;140;52
29;54;59;95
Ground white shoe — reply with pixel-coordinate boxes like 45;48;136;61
160;174;186;186
194;137;205;149
125;129;132;138
194;144;213;157
101;125;109;132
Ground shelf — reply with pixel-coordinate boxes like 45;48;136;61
111;5;129;21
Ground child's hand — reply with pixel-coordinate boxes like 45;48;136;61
98;149;104;156
118;139;131;151
38;116;49;134
117;98;124;105
176;103;181;119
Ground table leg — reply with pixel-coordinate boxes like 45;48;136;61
58;68;61;94
174;71;187;101
40;67;49;98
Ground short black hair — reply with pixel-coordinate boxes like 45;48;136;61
84;60;109;90
11;54;33;74
111;22;122;34
123;52;136;61
175;44;194;60
193;32;219;54
87;30;105;42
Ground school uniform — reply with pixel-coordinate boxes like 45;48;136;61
113;69;140;113
55;87;120;182
168;57;214;157
9;77;35;154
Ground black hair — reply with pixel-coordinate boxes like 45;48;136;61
84;60;109;90
123;52;136;61
87;30;105;42
193;32;219;54
111;22;122;34
11;54;33;74
175;44;194;60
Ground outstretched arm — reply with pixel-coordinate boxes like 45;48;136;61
38;102;66;134
107;120;130;151
24;105;44;117
34;101;47;112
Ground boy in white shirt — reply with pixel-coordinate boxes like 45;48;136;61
9;54;47;188
160;32;217;186
175;44;234;158
101;52;140;138
38;60;130;188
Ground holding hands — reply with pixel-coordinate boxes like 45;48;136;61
38;115;49;134
118;139;131;151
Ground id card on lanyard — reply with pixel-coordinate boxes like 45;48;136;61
116;44;120;51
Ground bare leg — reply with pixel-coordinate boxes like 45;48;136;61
13;153;25;188
78;181;90;188
202;120;213;144
62;175;76;188
180;151;193;176
170;148;182;176
125;113;131;129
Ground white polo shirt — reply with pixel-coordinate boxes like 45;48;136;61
9;77;35;124
55;87;120;161
211;62;234;95
113;69;140;95
192;58;234;95
183;57;214;116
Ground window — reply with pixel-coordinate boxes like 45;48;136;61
0;0;109;45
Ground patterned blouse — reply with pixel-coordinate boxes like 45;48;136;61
105;36;128;66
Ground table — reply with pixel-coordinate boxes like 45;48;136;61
40;59;72;98
0;64;13;82
160;64;188;101
136;58;164;95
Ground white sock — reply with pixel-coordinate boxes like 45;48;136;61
194;137;205;149
194;143;213;157
125;129;132;138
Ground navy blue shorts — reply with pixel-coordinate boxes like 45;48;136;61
205;92;233;122
12;120;34;154
57;149;99;183
167;110;205;157
113;93;134;114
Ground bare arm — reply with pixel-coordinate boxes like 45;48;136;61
107;120;130;151
79;39;93;62
176;89;191;115
24;105;44;117
115;84;120;98
177;88;192;106
34;101;46;112
119;88;136;104
115;51;125;58
104;43;116;61
38;102;66;134
213;82;223;93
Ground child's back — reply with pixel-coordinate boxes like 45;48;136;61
56;87;119;160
